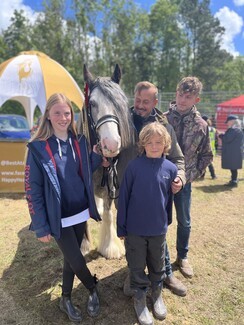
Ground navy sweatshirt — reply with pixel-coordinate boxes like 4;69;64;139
117;155;177;237
48;134;88;218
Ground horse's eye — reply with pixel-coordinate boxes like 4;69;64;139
90;101;99;116
90;100;96;108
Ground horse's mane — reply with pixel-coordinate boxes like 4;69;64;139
91;77;136;148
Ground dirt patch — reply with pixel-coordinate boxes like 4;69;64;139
0;156;243;324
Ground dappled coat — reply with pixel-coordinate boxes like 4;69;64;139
164;102;213;183
219;127;243;170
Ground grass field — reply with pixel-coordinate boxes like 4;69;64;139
0;156;243;325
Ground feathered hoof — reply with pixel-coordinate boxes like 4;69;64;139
98;243;125;259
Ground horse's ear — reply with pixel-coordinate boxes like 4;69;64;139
83;64;94;86
111;64;121;84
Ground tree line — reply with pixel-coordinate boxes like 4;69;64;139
0;0;243;107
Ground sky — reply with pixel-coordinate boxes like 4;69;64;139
0;0;243;57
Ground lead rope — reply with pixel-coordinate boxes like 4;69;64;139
100;157;119;200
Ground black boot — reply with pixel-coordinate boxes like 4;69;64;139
87;276;100;317
225;180;238;187
151;283;167;320
134;288;154;325
59;295;82;323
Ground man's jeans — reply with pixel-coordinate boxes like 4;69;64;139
165;183;192;276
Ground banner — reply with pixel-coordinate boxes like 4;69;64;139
0;141;27;193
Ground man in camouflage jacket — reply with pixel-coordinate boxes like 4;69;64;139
164;76;213;281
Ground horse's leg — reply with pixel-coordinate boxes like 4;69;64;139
97;147;135;259
97;195;125;259
80;196;104;256
95;196;104;215
80;223;91;255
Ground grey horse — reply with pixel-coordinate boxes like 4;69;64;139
78;64;136;259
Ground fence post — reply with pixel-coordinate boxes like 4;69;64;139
158;92;161;111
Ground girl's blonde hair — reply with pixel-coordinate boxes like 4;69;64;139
30;93;77;142
138;122;171;155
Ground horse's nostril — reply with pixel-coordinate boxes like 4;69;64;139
101;138;121;152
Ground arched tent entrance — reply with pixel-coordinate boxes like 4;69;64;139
0;51;84;127
0;51;84;192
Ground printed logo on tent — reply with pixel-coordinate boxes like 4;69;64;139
18;59;33;82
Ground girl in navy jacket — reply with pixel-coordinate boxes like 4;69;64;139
25;93;105;322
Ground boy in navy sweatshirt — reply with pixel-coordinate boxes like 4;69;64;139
117;122;177;325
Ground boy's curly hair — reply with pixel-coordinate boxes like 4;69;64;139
138;122;171;155
177;76;203;96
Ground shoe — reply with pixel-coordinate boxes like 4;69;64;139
59;296;82;322
176;258;194;278
123;273;134;297
164;275;187;297
211;176;217;179
87;287;100;317
225;180;238;187
134;289;154;325
151;284;167;320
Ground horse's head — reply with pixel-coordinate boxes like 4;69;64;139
84;64;135;158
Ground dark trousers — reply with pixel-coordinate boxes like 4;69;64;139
125;234;166;290
230;169;238;181
55;222;94;296
208;163;216;178
202;163;216;178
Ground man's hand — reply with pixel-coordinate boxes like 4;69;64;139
171;176;183;194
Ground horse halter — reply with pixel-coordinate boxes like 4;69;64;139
84;83;120;199
84;83;120;144
95;114;120;132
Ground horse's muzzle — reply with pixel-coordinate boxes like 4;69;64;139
101;147;120;157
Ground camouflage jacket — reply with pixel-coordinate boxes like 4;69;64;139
164;102;213;183
131;107;186;186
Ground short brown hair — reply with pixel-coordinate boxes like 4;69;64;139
138;122;171;155
177;76;203;96
134;81;158;99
